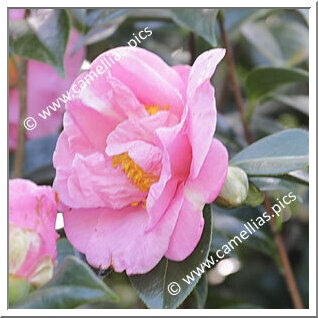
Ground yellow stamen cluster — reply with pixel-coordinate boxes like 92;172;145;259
131;198;147;208
145;105;169;115
112;152;159;193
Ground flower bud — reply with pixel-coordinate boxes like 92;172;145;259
9;275;33;306
215;166;249;208
9;224;55;289
9;179;59;304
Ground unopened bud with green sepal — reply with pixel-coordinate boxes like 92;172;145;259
9;275;34;306
215;166;249;208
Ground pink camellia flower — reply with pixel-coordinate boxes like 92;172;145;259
53;47;228;275
9;179;59;288
9;9;85;150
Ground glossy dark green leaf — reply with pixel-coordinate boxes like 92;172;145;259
274;94;309;115
9;9;70;77
192;273;208;309
285;169;309;185
170;9;218;46
244;182;265;207
230;129;309;176
67;9;86;33
245;67;308;119
14;256;118;309
130;205;212;309
56;238;77;270
242;21;284;66
212;207;276;257
72;9;131;51
211;228;235;254
242;21;308;67
250;177;294;192
23;133;58;184
296;9;309;24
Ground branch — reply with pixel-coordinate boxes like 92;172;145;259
264;196;304;309
218;12;304;309
218;13;253;144
189;32;196;65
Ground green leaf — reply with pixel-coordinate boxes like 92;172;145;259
245;67;308;119
72;9;131;51
130;205;212;309
14;256;118;309
9;276;34;306
192;273;208;309
24;133;58;183
9;9;70;77
242;21;284;66
296;9;309;25
230;129;309;176
67;9;86;33
210;227;237;257
285;169;309;185
250;176;294;192
244;182;265;207
9;133;58;184
212;207;277;257
242;21;308;67
273;94;309;115
56;238;78;270
170;9;218;46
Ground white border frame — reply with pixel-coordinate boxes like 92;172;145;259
2;1;316;316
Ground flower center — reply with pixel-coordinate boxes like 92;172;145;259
112;152;159;192
145;105;169;115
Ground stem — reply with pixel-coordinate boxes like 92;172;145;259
189;32;196;65
217;71;229;113
218;13;253;144
264;196;304;309
12;58;28;179
218;13;304;309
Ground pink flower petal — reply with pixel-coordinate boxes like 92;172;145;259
146;105;191;230
165;197;204;261
99;47;185;117
166;138;228;261
172;65;191;102
186;138;229;205
106;111;170;157
64;185;185;275
54;141;146;210
9;179;59;266
187;48;225;178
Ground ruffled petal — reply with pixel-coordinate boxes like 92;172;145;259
98;47;185;117
146;105;191;230
106;111;170;156
165;197;204;261
172;65;191;102
64;185;185;275
54;137;146;210
9;179;58;260
186;138;228;206
187;48;225;178
166;138;228;261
